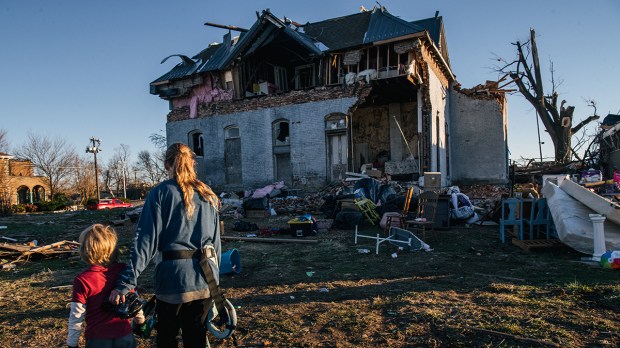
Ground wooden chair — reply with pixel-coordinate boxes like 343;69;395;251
499;198;523;242
405;191;439;241
523;198;549;239
381;187;414;234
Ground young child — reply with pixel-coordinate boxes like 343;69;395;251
67;224;144;348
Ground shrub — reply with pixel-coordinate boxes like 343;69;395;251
86;198;99;206
23;204;38;213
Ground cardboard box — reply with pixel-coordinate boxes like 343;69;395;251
423;172;441;191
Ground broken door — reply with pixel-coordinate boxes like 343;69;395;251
325;113;348;182
273;120;292;184
327;133;347;181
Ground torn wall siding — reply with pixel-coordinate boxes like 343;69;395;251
449;87;508;184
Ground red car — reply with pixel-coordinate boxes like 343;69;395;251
87;199;133;210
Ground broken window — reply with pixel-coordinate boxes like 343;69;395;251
224;70;234;90
273;120;290;146
325;113;347;132
295;64;315;89
327;55;342;85
189;131;204;157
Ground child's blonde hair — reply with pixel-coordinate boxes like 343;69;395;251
78;224;118;266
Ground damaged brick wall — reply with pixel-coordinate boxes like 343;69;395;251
171;74;234;119
167;85;372;123
449;86;508;185
166;95;364;191
9;160;34;176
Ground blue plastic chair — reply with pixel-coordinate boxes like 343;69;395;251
499;198;523;242
546;208;557;239
524;198;549;239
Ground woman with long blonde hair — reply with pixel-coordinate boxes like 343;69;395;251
110;143;221;348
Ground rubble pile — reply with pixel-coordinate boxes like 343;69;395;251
460;184;509;212
270;194;325;214
454;76;514;102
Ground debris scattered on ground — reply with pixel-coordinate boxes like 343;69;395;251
0;240;80;266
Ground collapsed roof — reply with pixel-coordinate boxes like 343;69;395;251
151;6;449;86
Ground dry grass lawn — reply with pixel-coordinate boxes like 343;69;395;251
1;208;619;347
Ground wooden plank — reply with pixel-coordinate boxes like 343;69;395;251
0;243;31;252
511;238;564;252
222;236;319;244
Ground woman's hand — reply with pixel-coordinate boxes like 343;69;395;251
108;289;125;305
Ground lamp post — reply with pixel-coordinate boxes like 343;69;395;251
86;137;102;201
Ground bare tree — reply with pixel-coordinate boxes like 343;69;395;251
149;131;167;151
68;155;96;204
498;29;599;163
135;150;166;187
105;144;131;197
0;129;8;153
14;133;77;200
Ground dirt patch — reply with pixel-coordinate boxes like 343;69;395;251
1;210;619;347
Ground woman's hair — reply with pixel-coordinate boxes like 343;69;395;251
78;224;118;266
165;143;220;218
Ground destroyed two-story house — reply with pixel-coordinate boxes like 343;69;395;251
150;7;509;191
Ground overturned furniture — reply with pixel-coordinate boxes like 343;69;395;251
354;226;430;254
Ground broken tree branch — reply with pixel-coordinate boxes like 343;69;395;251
571;115;600;134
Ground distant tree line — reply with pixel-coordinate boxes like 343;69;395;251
0;129;167;209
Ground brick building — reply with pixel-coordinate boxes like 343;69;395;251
0;152;49;205
151;7;509;191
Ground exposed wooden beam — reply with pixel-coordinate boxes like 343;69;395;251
204;22;249;32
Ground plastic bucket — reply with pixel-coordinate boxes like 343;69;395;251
219;248;241;275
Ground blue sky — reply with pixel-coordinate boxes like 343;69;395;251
1;0;618;165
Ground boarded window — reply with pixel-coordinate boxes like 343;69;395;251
225;126;240;139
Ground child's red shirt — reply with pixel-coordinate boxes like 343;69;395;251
71;262;132;339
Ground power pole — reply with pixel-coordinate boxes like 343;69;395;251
86;137;102;201
121;159;127;199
